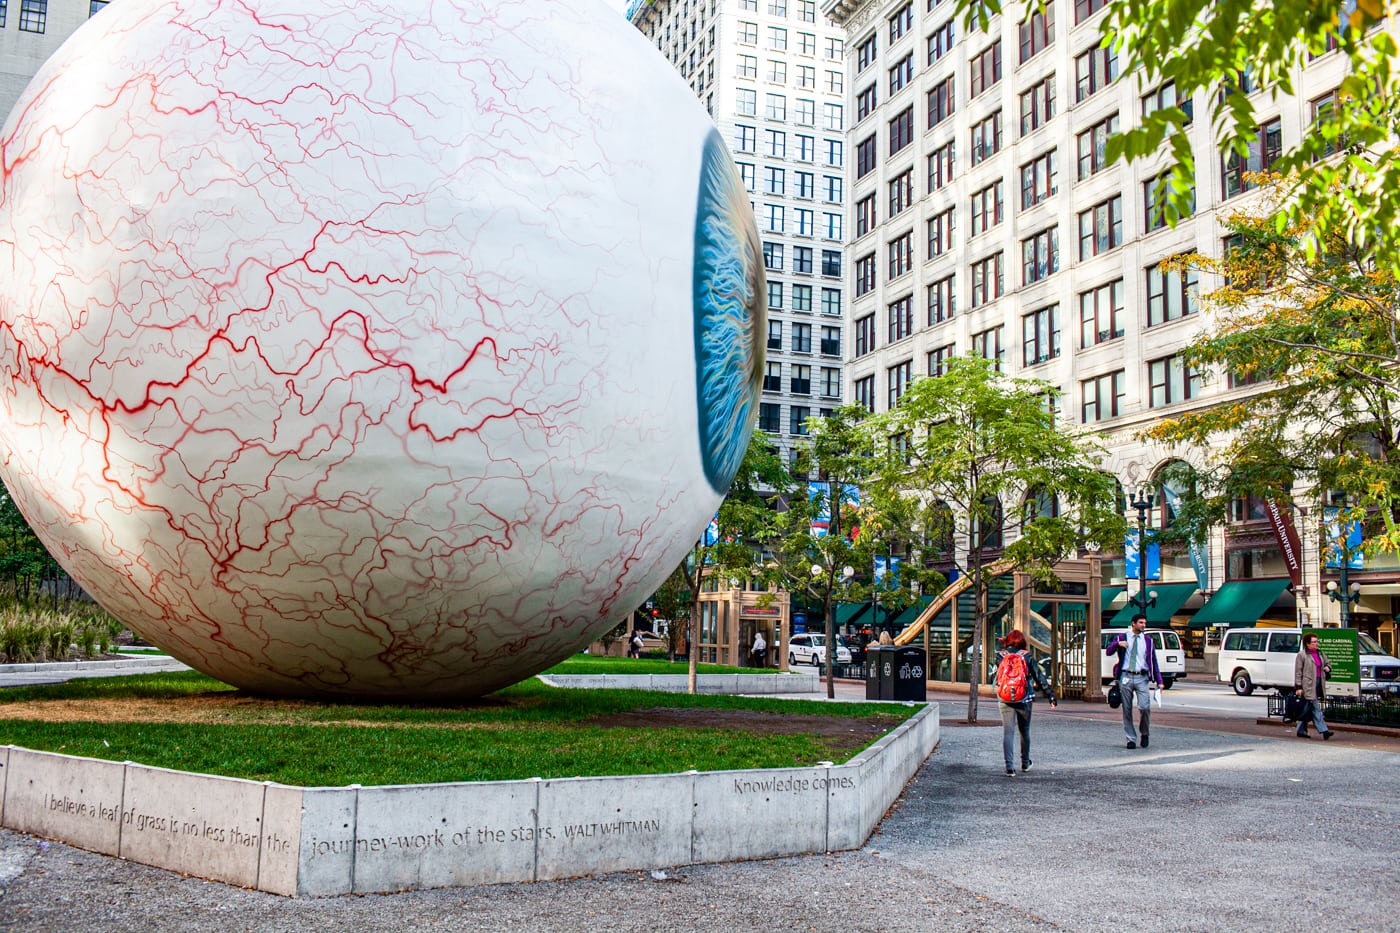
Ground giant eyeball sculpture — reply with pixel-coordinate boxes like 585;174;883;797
0;0;764;699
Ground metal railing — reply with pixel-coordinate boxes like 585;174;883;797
1266;692;1400;728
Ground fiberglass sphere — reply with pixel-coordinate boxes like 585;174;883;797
0;0;763;699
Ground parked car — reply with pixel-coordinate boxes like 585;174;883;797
788;633;851;667
1217;627;1400;696
1060;628;1188;688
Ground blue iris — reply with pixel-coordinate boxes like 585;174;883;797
693;129;765;494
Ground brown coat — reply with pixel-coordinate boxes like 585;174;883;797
1294;647;1331;701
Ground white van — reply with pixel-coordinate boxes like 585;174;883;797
1061;628;1188;689
1217;627;1400;696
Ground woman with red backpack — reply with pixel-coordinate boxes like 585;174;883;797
995;629;1057;776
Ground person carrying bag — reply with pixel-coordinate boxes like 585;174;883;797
1293;633;1334;740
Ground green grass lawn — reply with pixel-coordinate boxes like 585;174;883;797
0;672;915;787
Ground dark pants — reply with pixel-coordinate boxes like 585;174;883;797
999;700;1033;770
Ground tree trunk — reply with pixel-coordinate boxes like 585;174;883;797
823;588;835;699
687;593;699;695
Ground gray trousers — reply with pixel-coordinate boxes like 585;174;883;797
1120;673;1152;742
999;700;1032;769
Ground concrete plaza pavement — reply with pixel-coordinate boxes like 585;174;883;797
0;679;1395;932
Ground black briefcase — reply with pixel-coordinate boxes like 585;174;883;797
1283;693;1307;723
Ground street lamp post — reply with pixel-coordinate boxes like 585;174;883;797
1128;489;1159;622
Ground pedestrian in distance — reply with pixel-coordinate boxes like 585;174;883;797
994;629;1056;776
751;629;767;668
1106;616;1162;749
628;629;644;659
878;630;893;646
1293;632;1334;740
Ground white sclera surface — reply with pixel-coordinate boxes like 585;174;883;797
0;0;748;698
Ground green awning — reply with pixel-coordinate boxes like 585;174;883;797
1188;578;1291;629
1100;586;1125;612
833;602;871;627
888;595;935;629
1107;582;1197;625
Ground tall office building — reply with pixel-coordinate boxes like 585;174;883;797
0;0;108;118
629;0;851;469
818;0;1399;648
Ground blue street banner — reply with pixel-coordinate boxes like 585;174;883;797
874;556;902;587
702;514;720;546
1322;507;1365;570
1124;529;1161;581
808;481;860;537
1159;484;1209;589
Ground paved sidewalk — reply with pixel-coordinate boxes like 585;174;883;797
0;689;1394;931
0;656;190;688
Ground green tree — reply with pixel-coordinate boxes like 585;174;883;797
650;565;693;662
671;430;792;694
957;0;1397;271
1142;193;1400;554
0;486;66;607
760;406;943;699
870;358;1123;722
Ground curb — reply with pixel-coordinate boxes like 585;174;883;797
0;655;182;674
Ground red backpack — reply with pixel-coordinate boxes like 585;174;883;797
997;651;1029;703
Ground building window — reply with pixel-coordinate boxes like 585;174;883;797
1075;45;1118;102
825;37;844;60
927;140;956;192
1020;150;1058;208
736;54;758;80
927;208;955;258
764;361;783;392
1022;305;1060;366
1021;227;1059;285
1079;279;1124;347
790;405;811;435
888;359;913;408
769;26;788;51
927;76;956;128
856;134;878;178
19;0;46;33
793;246;814;273
1144;171;1193;232
888;294;914;343
1148;355;1202;407
821;326;841;356
856;195;877;238
763;242;784;271
928;274;956;324
764;204;785;233
821;287;841;315
768;319;783;350
769;0;788;17
739;21;759;44
794;170;814;199
799;0;815;21
854;375;876;412
1019;5;1054;62
889;2;913;41
766;93;788;120
824;138;843;167
1146;257;1200;326
970;253;1004;308
887;231;914;280
1078;195;1123;259
820;366;841;397
1019;76;1056;136
799;32;816;55
759;403;781;433
821;251;842;278
1222;118;1283;199
1076;113;1119;180
969;41;1002;98
740;0;757;10
734;125;757;153
856;33;878;72
1143;80;1192;125
823;175;842;202
857;84;878;121
928;19;955;65
764;129;787;158
972;325;1006;371
1074;0;1108;24
0;1;7;27
769;59;788;84
764;166;786;196
888;170;914;217
795;208;815;237
89;0;109;14
791;364;812;395
1081;370;1125;423
824;103;844;131
792;322;812;353
969;181;1004;237
792;284;813;312
854;314;877;356
1310;90;1343;158
826;70;844;95
928;344;956;377
889;53;914;94
889;106;914;155
855;253;877;296
768;281;784;310
970;111;1002;166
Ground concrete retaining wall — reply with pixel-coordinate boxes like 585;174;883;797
537;672;820;694
0;704;937;896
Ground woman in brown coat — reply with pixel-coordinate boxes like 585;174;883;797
1293;633;1334;739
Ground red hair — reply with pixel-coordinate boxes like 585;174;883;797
1002;630;1027;650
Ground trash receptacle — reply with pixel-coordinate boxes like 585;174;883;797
865;646;886;699
891;645;927;701
878;646;896;700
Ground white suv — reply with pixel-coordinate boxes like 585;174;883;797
788;633;851;667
